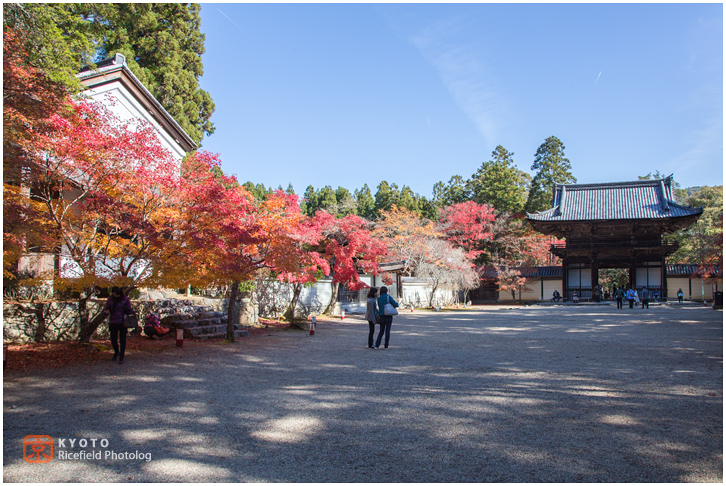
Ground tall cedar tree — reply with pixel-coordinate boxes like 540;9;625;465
470;145;531;213
91;3;215;145
525;136;576;214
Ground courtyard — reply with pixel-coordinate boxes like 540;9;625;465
3;304;723;482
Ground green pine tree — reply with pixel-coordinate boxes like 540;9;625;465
470;145;531;213
354;184;376;219
95;3;215;145
301;185;318;216
525;136;576;213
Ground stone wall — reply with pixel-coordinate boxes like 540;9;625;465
2;297;238;343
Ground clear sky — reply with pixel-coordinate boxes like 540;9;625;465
197;2;723;198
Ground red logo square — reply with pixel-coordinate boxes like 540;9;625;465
23;435;53;463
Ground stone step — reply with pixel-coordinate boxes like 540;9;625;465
183;324;247;338
194;330;250;340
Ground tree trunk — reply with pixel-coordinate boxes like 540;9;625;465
284;283;304;329
33;303;47;342
77;287;106;343
227;280;240;342
428;281;439;308
324;281;340;315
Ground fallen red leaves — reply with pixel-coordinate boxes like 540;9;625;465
2;319;314;373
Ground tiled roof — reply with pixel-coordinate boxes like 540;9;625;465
479;266;562;278
527;177;702;222
667;264;722;277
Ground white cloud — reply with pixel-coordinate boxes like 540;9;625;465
409;20;507;144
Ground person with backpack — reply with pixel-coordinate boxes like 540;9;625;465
374;286;399;349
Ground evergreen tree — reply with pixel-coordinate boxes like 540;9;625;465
431;181;447;208
432;176;469;208
93;3;215;145
317;185;338;211
668;185;723;265
375;181;399;214
242;181;271;202
301;185;318;216
398;185;418;212
416;195;439;221
525;136;576;213
470;145;531;213
354;184;376;219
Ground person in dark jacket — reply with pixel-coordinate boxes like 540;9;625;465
364;287;379;348
614;287;625;309
641;287;650;309
375;286;399;349
104;287;132;364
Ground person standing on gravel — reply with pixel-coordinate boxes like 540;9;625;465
626;287;636;309
641;287;650;309
614;287;625;309
375;286;399;349
104;287;132;364
364;287;380;349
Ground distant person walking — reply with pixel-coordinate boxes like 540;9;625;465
364;287;380;349
641;287;650;309
677;288;684;303
615;287;625;309
375;286;399;349
104;287;132;364
626;287;636;309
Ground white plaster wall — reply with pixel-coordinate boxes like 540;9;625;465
668;278;691;299
542;280;563;300
83;83;187;162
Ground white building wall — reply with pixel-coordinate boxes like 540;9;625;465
83;83;187;162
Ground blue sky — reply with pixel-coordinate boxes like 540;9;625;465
197;3;723;198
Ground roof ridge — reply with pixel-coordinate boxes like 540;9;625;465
554;178;668;190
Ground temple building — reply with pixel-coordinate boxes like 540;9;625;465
526;176;703;300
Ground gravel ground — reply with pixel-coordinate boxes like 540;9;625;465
3;304;722;482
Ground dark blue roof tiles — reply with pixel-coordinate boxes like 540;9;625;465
527;178;702;222
666;264;721;277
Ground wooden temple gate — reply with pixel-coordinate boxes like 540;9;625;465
527;177;702;301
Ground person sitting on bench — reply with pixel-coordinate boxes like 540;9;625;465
552;290;561;303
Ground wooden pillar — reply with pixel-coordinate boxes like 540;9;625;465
562;257;569;299
591;260;599;292
660;255;667;301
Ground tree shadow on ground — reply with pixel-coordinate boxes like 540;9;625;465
3;307;722;482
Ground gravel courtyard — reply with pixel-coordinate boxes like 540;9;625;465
3;304;723;482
